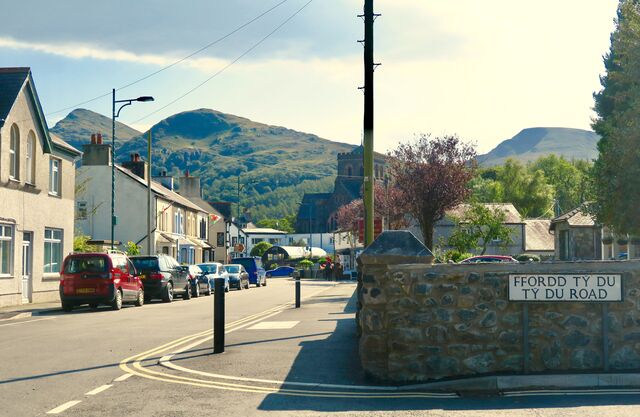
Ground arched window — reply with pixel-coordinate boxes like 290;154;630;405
26;131;36;184
9;124;19;180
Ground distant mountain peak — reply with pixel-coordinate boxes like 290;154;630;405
50;108;142;149
478;127;600;166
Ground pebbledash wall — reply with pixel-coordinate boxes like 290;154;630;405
357;234;640;383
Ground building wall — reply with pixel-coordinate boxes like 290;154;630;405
0;89;76;307
554;223;602;261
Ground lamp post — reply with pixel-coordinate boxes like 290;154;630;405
111;89;154;250
236;174;253;255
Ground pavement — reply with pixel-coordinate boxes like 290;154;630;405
0;300;61;320
2;278;640;416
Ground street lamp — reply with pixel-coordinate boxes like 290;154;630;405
236;174;253;255
111;89;154;250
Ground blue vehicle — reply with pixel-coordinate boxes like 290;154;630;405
229;257;266;287
265;266;295;278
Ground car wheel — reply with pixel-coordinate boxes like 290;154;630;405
135;289;144;307
183;284;192;300
162;282;174;303
262;278;267;287
225;283;229;293
205;284;212;296
237;282;242;291
245;280;250;289
192;283;200;298
89;303;99;310
62;302;73;312
112;289;123;311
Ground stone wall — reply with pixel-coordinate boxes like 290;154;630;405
358;259;640;383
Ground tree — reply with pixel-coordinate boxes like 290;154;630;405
529;155;590;215
125;241;141;256
590;0;640;233
73;235;97;253
335;183;407;233
498;160;554;218
448;203;514;255
250;241;272;257
388;134;477;249
256;217;295;233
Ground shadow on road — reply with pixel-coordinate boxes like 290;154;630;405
258;290;640;412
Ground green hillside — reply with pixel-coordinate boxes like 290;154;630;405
50;108;142;150
478;127;600;166
57;108;354;220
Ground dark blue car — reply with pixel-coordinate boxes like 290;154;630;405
265;266;295;278
229;257;266;287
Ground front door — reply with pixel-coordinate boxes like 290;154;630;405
21;232;32;303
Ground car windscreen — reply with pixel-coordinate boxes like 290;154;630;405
224;265;240;273
64;256;108;274
198;264;217;274
131;257;160;272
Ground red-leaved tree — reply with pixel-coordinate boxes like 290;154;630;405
389;134;477;249
335;183;407;234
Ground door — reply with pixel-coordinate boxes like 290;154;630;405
21;233;32;303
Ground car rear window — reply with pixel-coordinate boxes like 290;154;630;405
225;265;239;273
131;257;160;272
64;256;108;274
198;264;217;274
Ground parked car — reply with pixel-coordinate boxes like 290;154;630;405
198;262;230;292
130;254;191;302
181;264;210;297
59;251;144;311
459;255;518;264
224;264;250;290
229;257;266;287
265;265;295;278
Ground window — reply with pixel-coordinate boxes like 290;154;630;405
49;158;61;196
0;225;13;275
232;236;238;246
174;209;184;235
44;228;63;273
77;201;88;220
252;238;263;245
217;232;225;247
10;124;20;180
200;219;207;239
26;131;36;184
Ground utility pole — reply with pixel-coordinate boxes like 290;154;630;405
147;129;153;255
360;0;379;246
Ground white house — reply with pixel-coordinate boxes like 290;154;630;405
0;67;81;307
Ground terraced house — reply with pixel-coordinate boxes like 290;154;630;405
0;67;81;307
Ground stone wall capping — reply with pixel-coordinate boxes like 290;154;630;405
358;230;434;266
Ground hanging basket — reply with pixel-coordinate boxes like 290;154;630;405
631;237;640;245
617;238;629;246
602;237;613;245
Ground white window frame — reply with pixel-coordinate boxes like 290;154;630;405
44;228;63;274
49;157;61;196
0;224;13;276
26;131;36;184
9;124;19;180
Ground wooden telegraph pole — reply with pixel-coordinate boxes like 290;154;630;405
361;0;379;246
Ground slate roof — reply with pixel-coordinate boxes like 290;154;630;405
0;67;29;128
241;227;287;235
550;205;597;229
50;133;82;156
524;219;554;252
446;203;524;224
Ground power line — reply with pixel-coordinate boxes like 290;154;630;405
40;0;291;119
130;0;315;125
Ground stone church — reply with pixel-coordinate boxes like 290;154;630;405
295;146;387;233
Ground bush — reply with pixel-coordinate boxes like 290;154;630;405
73;235;97;253
516;254;540;262
250;241;272;257
298;259;314;269
125;241;141;256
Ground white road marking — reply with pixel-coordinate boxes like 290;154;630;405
0;317;54;327
46;400;82;414
247;320;300;330
85;384;113;396
114;373;133;382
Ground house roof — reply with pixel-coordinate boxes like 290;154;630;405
446;203;524;224
550;205;596;229
50;133;82;157
242;227;287;235
524;219;554;251
115;165;208;213
0;67;29;127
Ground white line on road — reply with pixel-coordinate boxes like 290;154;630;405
47;400;82;414
85;384;113;396
114;373;133;382
0;317;54;327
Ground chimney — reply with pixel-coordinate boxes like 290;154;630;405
82;133;111;166
178;174;202;198
152;171;174;191
121;153;148;180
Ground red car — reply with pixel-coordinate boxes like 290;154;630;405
59;252;144;311
459;255;518;264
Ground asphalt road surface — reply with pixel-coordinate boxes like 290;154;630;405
1;278;640;417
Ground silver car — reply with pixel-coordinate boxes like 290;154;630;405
197;262;230;292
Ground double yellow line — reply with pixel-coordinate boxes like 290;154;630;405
119;291;456;399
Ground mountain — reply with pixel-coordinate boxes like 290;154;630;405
50;108;142;150
478;127;600;166
56;108;355;220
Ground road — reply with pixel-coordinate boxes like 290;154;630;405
1;278;640;416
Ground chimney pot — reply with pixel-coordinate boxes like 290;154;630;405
91;134;96;144
97;133;103;144
185;170;190;177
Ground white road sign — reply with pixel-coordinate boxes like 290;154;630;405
509;274;622;302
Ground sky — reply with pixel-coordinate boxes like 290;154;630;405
0;0;620;153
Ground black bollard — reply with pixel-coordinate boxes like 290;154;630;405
213;277;225;354
294;271;301;308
